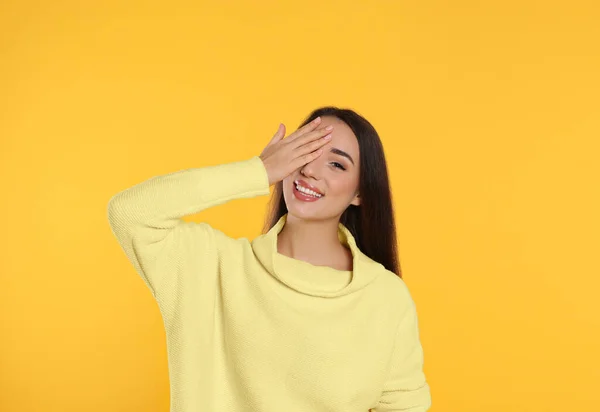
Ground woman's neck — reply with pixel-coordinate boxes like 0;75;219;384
276;215;353;270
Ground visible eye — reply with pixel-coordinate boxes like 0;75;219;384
331;162;346;170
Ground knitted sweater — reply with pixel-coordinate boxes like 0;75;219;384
107;155;431;412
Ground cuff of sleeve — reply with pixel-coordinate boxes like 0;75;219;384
247;155;271;194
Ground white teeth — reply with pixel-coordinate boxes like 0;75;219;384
294;182;322;198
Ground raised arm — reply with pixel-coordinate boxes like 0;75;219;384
106;156;270;303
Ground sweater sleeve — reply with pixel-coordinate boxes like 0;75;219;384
106;155;271;307
373;299;432;411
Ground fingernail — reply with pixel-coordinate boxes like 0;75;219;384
314;116;321;123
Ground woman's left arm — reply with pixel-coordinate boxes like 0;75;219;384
372;299;432;411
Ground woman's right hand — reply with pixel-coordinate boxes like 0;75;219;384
258;116;334;186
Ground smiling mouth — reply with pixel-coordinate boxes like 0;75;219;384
293;182;324;198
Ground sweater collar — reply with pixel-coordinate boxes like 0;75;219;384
252;213;383;298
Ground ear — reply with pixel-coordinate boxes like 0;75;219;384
350;192;361;206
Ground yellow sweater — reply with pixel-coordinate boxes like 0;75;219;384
107;155;432;412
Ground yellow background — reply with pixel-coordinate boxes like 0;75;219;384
1;1;599;411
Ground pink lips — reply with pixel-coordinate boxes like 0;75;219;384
293;181;323;202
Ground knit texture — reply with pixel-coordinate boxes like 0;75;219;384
107;155;431;411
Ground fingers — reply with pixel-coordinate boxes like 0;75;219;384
293;124;333;150
292;147;324;170
290;127;331;168
267;123;285;146
285;116;322;142
302;131;331;153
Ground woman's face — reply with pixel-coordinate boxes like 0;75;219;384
282;116;361;220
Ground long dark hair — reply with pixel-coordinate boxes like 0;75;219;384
261;106;402;279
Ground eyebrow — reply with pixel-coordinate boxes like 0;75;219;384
330;147;355;166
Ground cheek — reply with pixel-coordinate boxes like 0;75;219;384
329;177;358;197
282;178;295;195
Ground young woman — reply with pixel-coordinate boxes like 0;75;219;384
107;106;432;412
